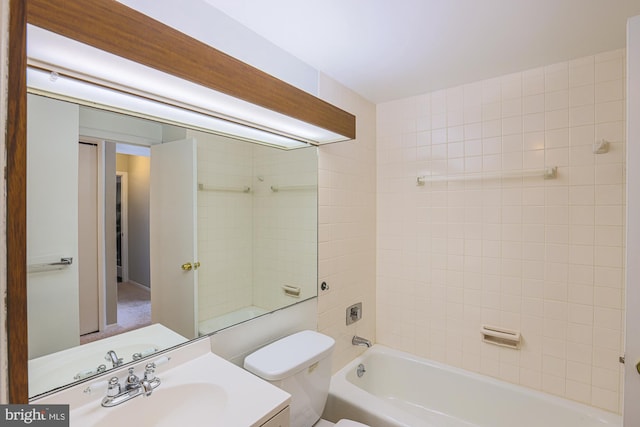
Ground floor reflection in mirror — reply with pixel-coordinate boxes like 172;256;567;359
80;282;151;344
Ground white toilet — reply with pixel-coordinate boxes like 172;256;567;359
244;330;369;427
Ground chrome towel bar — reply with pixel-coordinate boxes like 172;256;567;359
28;257;73;273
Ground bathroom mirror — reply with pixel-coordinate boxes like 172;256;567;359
26;93;318;398
7;0;354;403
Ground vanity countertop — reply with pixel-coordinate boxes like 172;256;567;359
34;338;291;427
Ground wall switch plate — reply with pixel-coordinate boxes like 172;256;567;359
346;302;362;325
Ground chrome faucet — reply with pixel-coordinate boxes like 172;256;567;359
352;335;372;348
105;350;123;368
101;363;160;407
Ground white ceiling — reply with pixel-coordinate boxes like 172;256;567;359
203;0;640;103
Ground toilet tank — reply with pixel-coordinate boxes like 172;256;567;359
244;330;335;427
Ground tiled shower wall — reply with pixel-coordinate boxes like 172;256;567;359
194;130;318;322
376;49;626;412
252;144;318;310
194;130;254;322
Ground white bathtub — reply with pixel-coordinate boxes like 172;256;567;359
324;345;621;427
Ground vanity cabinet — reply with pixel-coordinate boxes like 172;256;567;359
261;406;290;427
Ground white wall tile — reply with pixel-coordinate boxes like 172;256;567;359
524;94;545;114
523;68;545;96
546;109;570;129
376;50;625;414
569;57;595;87
596;80;624;103
483;79;502;104
524;113;546;133
546;66;569;92
546;90;569;111
570;125;595;147
596;101;624;124
566;379;592;404
502;98;522;117
570;85;595;107
432;112;447;129
595;59;624;83
432;90;447;113
570;105;595;127
502;116;523;136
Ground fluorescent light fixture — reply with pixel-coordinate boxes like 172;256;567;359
27;67;308;149
26;25;348;148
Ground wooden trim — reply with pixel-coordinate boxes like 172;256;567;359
26;0;356;140
7;0;29;404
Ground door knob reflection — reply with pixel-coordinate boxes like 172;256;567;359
181;262;200;271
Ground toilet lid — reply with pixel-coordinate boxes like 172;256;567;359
244;330;335;380
335;420;370;427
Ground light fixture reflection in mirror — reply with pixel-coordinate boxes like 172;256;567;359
27;67;310;150
26;93;318;398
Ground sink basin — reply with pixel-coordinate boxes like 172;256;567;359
91;383;227;427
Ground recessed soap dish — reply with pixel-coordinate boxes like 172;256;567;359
481;325;521;349
282;285;301;298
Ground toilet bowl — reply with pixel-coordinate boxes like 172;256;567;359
244;330;370;427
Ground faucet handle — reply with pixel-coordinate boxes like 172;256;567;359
143;362;156;381
125;367;139;389
106;377;121;397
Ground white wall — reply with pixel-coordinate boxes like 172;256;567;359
113;154;151;288
624;14;640;427
377;49;627;413
126;156;151;287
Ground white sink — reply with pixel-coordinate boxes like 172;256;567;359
34;339;290;427
91;383;227;427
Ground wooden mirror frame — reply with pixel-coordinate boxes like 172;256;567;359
6;0;356;403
